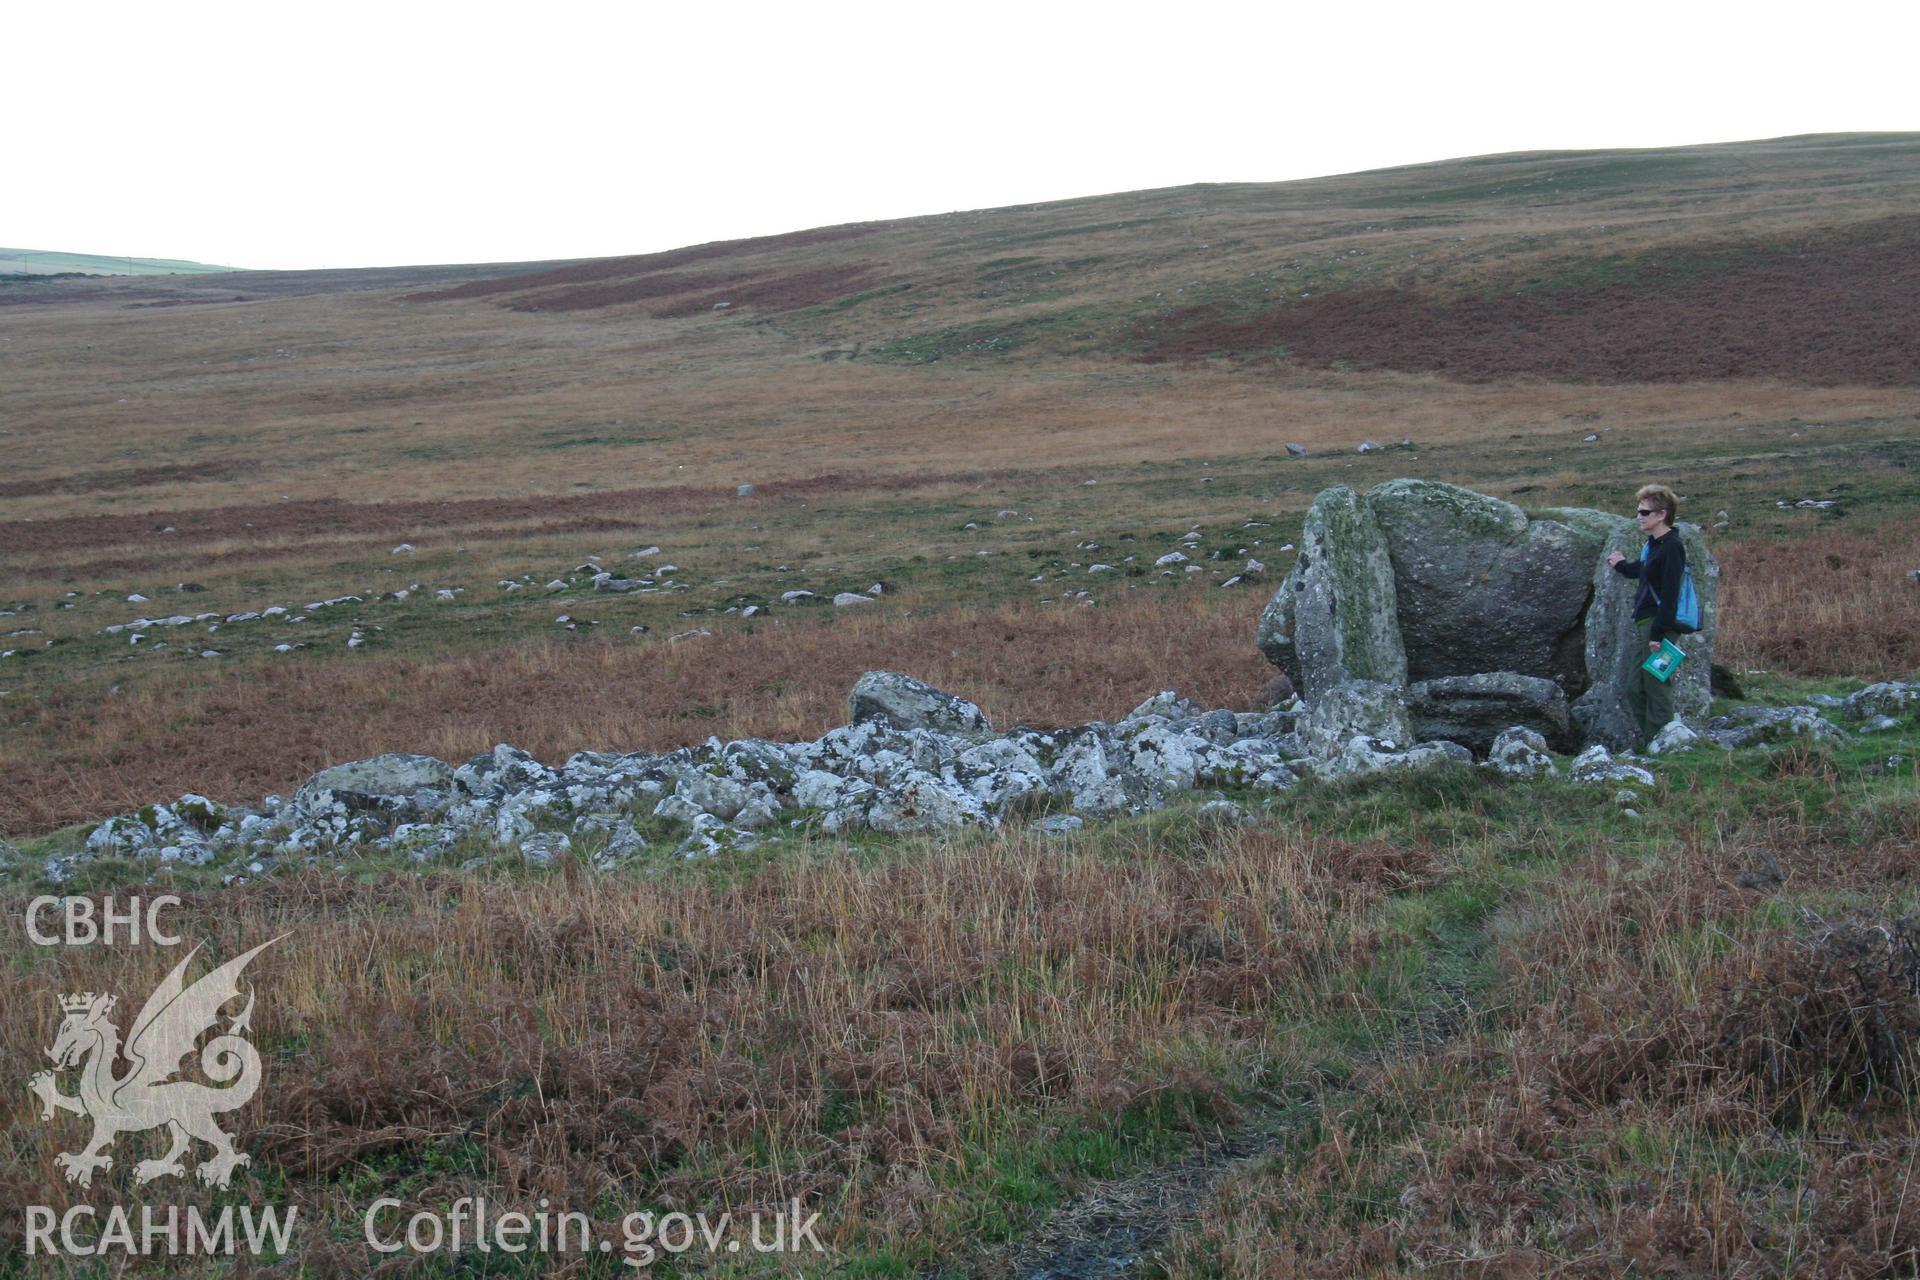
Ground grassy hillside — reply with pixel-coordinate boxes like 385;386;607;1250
1;133;1918;1276
0;247;238;276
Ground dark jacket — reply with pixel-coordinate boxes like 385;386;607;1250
1612;527;1686;644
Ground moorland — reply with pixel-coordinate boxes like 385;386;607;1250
2;133;1919;1276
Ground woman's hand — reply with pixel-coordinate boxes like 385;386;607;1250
1606;551;1626;566
1649;641;1662;652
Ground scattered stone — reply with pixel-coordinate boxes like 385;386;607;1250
1845;682;1920;722
1031;814;1084;835
392;544;415;555
518;832;571;867
833;593;874;606
1357;441;1382;453
736;484;754;497
1703;706;1847;750
781;590;817;603
1570;744;1656;786
1285;443;1308;458
1648;720;1704;755
1487;726;1556;778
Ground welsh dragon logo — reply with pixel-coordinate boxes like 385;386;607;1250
28;938;280;1189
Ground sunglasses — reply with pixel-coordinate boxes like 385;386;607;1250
1635;508;1660;517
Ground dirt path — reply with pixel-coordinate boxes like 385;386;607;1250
992;977;1479;1280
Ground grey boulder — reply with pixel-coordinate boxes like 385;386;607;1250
1368;481;1608;692
1301;679;1417;757
849;671;994;737
294;753;459;819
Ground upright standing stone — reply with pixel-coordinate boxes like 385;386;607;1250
1572;519;1719;750
1257;486;1407;699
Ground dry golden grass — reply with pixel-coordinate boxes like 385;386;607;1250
1161;823;1920;1278
1716;517;1920;677
2;822;1380;1268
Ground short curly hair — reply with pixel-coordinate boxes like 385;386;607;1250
1636;483;1679;524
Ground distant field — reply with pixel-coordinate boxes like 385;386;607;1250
0;247;237;276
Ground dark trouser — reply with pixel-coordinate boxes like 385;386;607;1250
1625;621;1676;749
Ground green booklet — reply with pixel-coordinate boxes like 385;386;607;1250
1641;638;1686;683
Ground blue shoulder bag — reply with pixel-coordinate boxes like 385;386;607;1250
1641;541;1701;633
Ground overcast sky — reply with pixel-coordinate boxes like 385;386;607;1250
8;0;1916;271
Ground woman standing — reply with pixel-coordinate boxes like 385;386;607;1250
1606;484;1688;750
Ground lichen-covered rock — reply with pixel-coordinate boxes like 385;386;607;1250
1570;744;1656;786
1368;481;1604;691
653;793;708;825
492;789;560;842
1407;671;1575;756
1846;682;1920;722
849;671;993;737
1487;726;1556;778
518;832;572;867
865;769;994;834
1258;486;1407;697
1702;706;1848;750
813;720;958;777
714;739;803;792
1314;735;1472;780
674;770;753;821
454;745;559;798
1647;720;1704;755
1048;725;1152;817
1302;680;1417;757
1121;691;1205;725
947;736;1052;817
1198;740;1299;790
295;753;458;819
1123;720;1216;790
793;769;861;812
